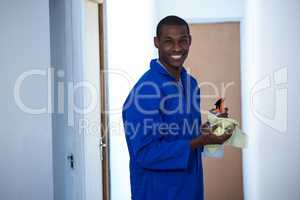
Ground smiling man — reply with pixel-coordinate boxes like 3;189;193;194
122;16;233;200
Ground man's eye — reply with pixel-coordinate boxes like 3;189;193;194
180;39;188;45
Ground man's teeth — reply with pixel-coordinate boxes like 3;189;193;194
171;55;182;60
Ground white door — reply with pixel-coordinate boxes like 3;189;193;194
50;0;103;200
50;0;84;199
185;22;243;200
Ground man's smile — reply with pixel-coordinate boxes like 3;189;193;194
170;54;183;60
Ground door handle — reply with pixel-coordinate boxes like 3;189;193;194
67;153;75;169
99;137;107;160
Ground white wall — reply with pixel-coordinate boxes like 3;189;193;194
242;0;300;199
105;0;156;199
0;0;53;200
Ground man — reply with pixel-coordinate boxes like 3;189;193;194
122;16;233;200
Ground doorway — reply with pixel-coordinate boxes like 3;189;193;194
185;22;244;200
84;0;109;200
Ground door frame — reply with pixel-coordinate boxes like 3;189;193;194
97;2;111;200
185;17;242;24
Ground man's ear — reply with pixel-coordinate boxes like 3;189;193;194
154;36;159;48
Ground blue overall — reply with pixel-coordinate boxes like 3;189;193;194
122;59;204;200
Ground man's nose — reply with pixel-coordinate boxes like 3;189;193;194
173;42;182;51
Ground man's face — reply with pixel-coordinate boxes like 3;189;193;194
154;25;191;69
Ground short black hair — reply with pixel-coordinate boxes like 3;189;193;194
156;15;190;37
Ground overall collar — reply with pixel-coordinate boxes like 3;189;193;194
150;59;187;81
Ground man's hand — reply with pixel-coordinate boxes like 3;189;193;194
200;132;232;145
190;122;235;150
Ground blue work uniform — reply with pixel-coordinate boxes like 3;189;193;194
122;59;204;200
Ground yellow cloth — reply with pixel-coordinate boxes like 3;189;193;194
205;112;248;154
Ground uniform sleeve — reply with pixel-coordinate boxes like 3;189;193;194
122;81;192;171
